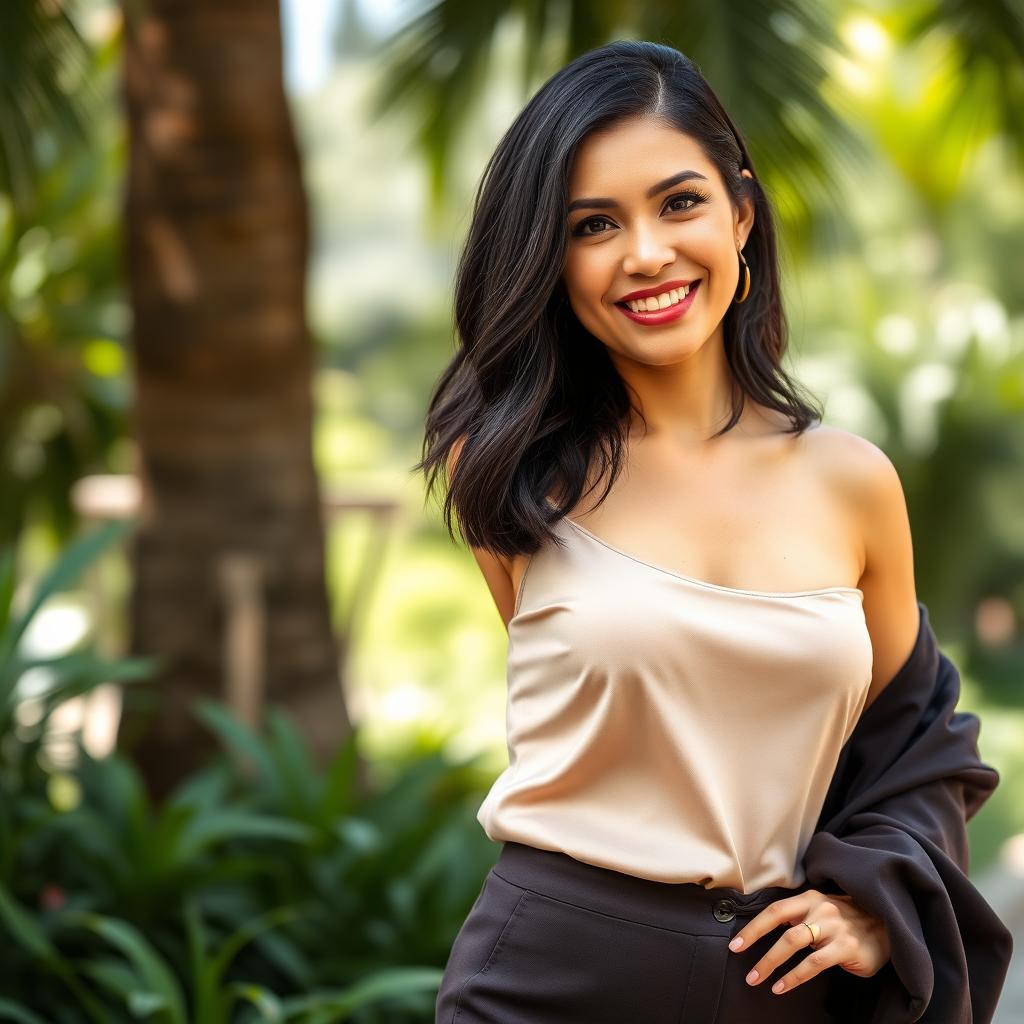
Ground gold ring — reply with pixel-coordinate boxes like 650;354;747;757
803;921;821;945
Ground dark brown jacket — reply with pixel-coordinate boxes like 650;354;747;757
805;600;1013;1022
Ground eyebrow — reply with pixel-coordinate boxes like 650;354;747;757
567;169;710;213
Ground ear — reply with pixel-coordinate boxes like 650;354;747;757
734;168;756;248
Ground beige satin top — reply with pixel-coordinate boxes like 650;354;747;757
476;510;874;892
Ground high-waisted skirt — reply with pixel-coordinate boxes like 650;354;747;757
435;841;843;1023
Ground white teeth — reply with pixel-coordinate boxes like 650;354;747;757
625;284;692;313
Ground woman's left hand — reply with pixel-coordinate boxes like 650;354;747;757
727;889;891;995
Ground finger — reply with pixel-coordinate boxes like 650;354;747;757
769;941;845;995
728;893;814;954
744;920;826;989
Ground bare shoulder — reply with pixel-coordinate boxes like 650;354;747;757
797;423;900;507
796;422;909;578
798;422;920;711
749;406;894;498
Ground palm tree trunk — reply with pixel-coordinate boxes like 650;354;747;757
117;0;360;800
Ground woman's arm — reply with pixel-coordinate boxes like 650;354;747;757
825;430;921;712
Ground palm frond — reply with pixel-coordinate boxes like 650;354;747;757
364;0;875;252
0;1;96;211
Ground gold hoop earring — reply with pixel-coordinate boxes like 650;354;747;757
734;249;751;304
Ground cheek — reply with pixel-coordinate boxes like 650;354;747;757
563;249;615;330
686;221;734;268
687;225;740;303
563;248;607;301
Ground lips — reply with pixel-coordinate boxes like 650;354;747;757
616;278;700;304
615;280;701;325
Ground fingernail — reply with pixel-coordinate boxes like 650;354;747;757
773;981;785;993
746;970;758;985
729;937;743;951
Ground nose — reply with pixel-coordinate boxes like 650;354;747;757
621;224;675;277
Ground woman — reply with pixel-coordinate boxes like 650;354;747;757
419;40;1010;1023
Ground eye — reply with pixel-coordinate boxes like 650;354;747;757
571;215;615;237
665;189;710;212
570;190;710;237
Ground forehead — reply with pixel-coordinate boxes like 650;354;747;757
567;119;713;196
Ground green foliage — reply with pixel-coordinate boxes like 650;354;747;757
0;1;97;211
0;518;158;764
366;0;871;242
0;9;128;547
0;525;499;1021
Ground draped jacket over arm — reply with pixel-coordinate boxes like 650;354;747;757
805;600;1014;1023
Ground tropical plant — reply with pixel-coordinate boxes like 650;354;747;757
0;515;490;1022
366;0;1024;255
0;707;489;1021
0;10;127;548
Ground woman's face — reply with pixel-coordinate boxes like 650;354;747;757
562;117;754;366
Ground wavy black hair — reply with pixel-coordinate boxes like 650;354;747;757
415;39;823;558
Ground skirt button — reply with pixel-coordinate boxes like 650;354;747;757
713;898;737;922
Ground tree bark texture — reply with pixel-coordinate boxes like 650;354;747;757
118;0;356;800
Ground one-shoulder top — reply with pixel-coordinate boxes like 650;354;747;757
475;510;875;892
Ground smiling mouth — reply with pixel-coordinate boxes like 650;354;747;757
615;280;699;313
614;280;701;323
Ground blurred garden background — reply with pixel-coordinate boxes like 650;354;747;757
1;0;1023;1019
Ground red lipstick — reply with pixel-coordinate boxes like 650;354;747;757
616;279;700;303
615;280;701;326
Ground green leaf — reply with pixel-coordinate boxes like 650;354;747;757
80;957;159;1008
277;967;445;1021
0;544;16;639
266;708;317;809
318;731;359;820
187;905;306;1021
182;896;210;1023
0;881;63;966
0;1;95;210
65;911;187;1024
176;810;315;863
0;519;134;680
14;650;160;685
192;700;278;792
0;997;51;1024
223;982;283;1022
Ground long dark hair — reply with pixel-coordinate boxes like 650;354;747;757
415;39;823;558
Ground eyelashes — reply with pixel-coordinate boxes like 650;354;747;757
665;188;711;212
570;189;711;238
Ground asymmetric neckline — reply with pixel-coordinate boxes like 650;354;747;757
558;514;864;602
483;500;875;889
